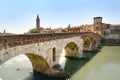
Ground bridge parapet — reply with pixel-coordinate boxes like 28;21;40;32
0;33;81;50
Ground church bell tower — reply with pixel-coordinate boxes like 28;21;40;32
36;14;40;33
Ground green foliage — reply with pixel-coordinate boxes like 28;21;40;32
27;28;37;33
25;27;46;34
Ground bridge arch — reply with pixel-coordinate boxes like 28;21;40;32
25;53;51;75
64;42;79;58
83;39;90;48
50;36;83;66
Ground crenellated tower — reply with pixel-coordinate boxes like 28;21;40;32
94;17;102;35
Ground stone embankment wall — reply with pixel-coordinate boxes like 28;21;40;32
102;38;120;46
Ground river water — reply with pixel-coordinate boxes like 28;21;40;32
0;46;120;80
71;46;120;80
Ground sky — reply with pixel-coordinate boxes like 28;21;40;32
0;0;120;34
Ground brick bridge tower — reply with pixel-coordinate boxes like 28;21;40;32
36;14;40;33
94;17;102;35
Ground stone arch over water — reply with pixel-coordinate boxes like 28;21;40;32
64;42;79;58
25;53;51;75
83;39;90;48
25;53;70;79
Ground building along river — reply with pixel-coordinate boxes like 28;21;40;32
0;46;120;80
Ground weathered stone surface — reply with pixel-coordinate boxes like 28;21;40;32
0;36;83;67
25;53;52;74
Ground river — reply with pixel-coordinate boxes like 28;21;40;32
0;46;120;80
71;46;120;80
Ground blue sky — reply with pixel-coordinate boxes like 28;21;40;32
0;0;120;34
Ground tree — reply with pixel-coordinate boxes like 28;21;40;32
27;28;37;33
25;27;45;34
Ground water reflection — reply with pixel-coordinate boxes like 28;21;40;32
64;51;97;75
64;58;88;75
0;51;97;80
0;54;33;80
59;50;66;69
1;46;120;80
31;72;67;80
71;46;120;80
23;71;68;80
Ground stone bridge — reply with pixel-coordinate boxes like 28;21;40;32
81;32;101;51
0;32;101;75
